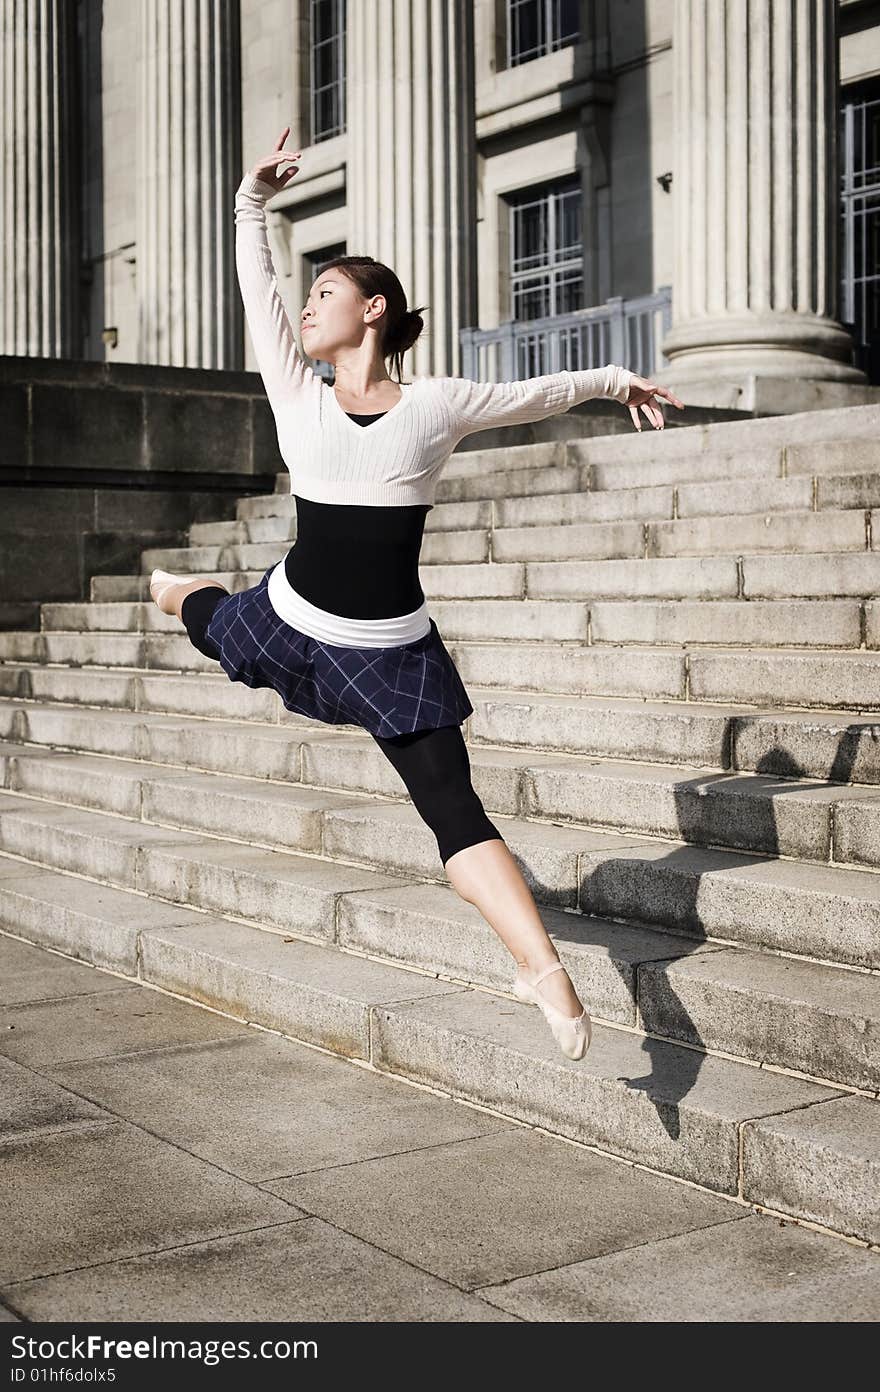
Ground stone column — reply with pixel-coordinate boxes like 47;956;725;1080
137;0;242;367
346;0;477;377
1;0;80;357
660;0;872;412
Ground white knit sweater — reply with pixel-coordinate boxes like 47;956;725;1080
234;171;635;512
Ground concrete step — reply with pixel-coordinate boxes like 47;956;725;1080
87;546;880;610
36;595;869;653
2;741;879;971
451;640;880;710
4;723;880;875
588;600;863;648
239;466;880;532
493;509;870;562
189;515;296;547
0;790;863;1091
0;830;876;1104
11;621;880;708
142;508;877;577
525;551;880;600
570;401;880;467
1;773;878;1095
312;800;880;971
138;525;492;576
44;563;531;632
3;852;872;1239
4;666;880;786
434;460;586;506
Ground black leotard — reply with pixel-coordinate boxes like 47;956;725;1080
282;411;432;619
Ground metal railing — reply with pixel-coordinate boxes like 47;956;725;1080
459;287;672;381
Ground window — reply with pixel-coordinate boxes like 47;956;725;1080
507;0;580;67
508;178;584;322
310;0;345;143
840;83;880;384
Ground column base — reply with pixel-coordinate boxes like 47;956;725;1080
656;315;876;413
652;371;880;416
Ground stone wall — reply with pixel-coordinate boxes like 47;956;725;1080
0;358;281;629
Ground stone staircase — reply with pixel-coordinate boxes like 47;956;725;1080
1;400;879;1249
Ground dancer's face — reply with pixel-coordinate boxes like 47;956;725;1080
300;272;387;363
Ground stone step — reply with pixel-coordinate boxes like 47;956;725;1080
240;465;880;533
584;442;878;497
153;506;877;576
337;884;880;1094
1;772;877;1095
88;545;880;610
786;440;880;479
514;754;880;867
0;830;876;1103
588;600;863;648
314;799;880;971
2;744;879;972
3;665;880;787
468;692;880;785
3;852;871;1237
90;568;269;603
525;551;880;600
138;528;492;574
189;515;296;546
10;621;880;708
451;640;880;709
434;460;584;505
4;723;880;874
570;401;880;467
493;509;870;563
433;439;563;481
44;563;531;632
36;595;870;653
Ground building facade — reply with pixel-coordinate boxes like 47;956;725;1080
2;0;879;411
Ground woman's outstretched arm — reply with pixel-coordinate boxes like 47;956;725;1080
234;134;311;417
434;365;684;436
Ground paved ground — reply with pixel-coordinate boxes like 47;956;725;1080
1;929;879;1323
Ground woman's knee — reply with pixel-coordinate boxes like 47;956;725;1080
370;723;504;864
180;585;227;661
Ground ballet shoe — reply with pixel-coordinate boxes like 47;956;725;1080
513;960;591;1061
149;567;187;608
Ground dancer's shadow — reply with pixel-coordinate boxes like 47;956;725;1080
574;718;869;1139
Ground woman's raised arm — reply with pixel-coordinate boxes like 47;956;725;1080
235;128;312;416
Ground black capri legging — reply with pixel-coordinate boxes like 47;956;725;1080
181;586;505;865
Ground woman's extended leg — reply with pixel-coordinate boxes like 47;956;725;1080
371;723;584;1018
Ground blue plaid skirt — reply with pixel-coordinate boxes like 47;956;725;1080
203;564;473;738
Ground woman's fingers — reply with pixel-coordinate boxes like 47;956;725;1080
625;377;688;430
628;395;666;431
252;152;302;185
653;384;686;410
255;153;300;171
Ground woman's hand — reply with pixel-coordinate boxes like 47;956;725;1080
248;126;302;194
624;374;685;431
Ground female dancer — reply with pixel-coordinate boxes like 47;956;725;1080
150;128;684;1061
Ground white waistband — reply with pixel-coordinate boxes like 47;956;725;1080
266;560;431;647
